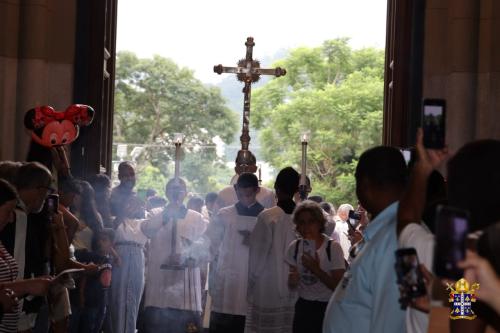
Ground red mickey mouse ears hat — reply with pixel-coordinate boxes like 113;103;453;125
24;104;95;148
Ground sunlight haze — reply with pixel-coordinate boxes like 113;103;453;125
117;0;387;84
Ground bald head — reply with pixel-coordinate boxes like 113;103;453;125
118;161;136;190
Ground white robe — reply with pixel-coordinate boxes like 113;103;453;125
208;205;259;316
215;184;276;213
245;206;297;333
332;218;351;261
143;209;207;312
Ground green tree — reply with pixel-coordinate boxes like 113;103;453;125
135;165;167;196
114;51;238;194
252;39;384;205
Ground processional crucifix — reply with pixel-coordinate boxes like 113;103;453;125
214;37;286;165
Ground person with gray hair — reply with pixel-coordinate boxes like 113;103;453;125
336;204;354;222
332;203;354;260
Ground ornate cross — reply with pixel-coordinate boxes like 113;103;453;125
214;37;286;162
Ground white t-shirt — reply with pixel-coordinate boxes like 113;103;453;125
398;222;435;333
286;235;345;302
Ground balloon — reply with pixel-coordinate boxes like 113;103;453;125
24;104;95;148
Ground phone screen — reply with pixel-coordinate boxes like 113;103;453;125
45;194;59;215
301;239;317;285
422;99;446;149
395;248;427;305
302;239;316;256
433;205;469;280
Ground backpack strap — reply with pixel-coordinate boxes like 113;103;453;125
326;239;332;262
293;239;301;261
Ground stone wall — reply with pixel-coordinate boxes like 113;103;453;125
423;0;500;152
0;0;76;160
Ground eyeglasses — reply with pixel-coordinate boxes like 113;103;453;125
37;185;56;195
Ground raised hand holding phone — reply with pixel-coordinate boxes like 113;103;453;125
433;205;470;280
45;194;59;216
414;128;449;175
422;99;446;149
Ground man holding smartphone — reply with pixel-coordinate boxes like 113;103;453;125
323;146;408;333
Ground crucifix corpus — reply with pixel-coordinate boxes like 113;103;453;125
214;37;286;166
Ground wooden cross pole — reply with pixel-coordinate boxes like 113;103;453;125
214;37;286;160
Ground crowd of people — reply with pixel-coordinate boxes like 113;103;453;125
0;129;499;333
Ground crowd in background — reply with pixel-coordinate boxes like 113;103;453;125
0;129;499;333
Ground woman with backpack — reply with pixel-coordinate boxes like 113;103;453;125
286;200;346;333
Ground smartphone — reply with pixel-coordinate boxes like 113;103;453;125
348;210;361;221
422;99;446;149
300;239;317;285
433;205;469;280
45;194;59;215
347;210;361;232
395;248;427;305
302;239;316;256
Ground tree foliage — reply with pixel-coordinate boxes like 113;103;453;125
114;51;238;195
252;39;384;205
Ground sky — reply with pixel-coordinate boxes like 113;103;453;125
116;0;388;84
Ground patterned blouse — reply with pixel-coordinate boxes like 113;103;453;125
0;243;19;333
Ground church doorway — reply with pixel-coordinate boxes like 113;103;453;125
68;0;423;205
105;0;392;205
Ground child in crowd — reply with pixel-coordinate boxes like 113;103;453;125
72;228;114;333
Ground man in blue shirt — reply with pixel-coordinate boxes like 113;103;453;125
323;146;408;333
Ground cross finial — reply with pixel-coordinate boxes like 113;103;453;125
214;37;286;166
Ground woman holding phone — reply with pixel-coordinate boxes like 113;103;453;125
286;201;345;333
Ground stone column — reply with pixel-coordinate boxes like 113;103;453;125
446;0;480;151
423;0;500;152
0;0;21;160
475;0;500;140
0;0;76;161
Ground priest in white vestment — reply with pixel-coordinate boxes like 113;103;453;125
245;167;300;333
141;178;208;333
205;173;264;333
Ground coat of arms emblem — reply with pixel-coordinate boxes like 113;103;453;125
447;278;480;320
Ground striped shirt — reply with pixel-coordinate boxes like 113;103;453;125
0;243;20;332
